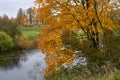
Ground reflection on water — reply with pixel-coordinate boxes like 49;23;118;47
0;49;46;80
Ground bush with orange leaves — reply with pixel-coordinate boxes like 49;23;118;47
16;36;34;49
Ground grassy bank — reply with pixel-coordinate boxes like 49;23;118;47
46;68;120;80
21;26;43;39
16;26;43;49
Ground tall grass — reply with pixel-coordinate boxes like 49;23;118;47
46;67;120;80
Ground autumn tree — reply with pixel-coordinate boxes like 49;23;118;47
35;0;119;74
11;17;17;24
26;8;33;25
110;9;120;26
16;8;27;26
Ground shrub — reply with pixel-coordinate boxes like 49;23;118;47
16;36;34;49
0;31;14;51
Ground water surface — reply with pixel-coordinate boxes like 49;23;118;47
0;49;46;80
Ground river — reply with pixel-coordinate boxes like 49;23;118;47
0;49;47;80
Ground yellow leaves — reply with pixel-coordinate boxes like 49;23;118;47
17;36;34;49
99;12;115;31
35;0;117;75
37;6;51;21
49;34;63;47
44;50;74;75
34;0;43;4
38;29;74;75
38;32;63;53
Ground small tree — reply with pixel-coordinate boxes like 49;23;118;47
16;8;27;26
0;31;14;51
27;8;33;25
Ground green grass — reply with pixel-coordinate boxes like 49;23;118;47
46;68;120;80
21;26;43;39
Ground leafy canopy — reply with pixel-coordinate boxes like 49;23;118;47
35;0;119;74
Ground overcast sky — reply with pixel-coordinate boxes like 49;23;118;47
0;0;34;18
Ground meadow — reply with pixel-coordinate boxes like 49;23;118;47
21;26;43;39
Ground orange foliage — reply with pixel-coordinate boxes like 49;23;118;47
35;0;119;75
38;29;74;75
17;36;34;49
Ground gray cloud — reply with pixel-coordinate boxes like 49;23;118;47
0;0;34;18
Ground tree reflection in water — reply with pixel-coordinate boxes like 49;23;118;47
0;50;46;80
0;50;26;70
28;62;45;80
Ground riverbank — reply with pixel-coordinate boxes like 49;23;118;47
0;26;42;52
46;67;120;80
16;26;42;49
